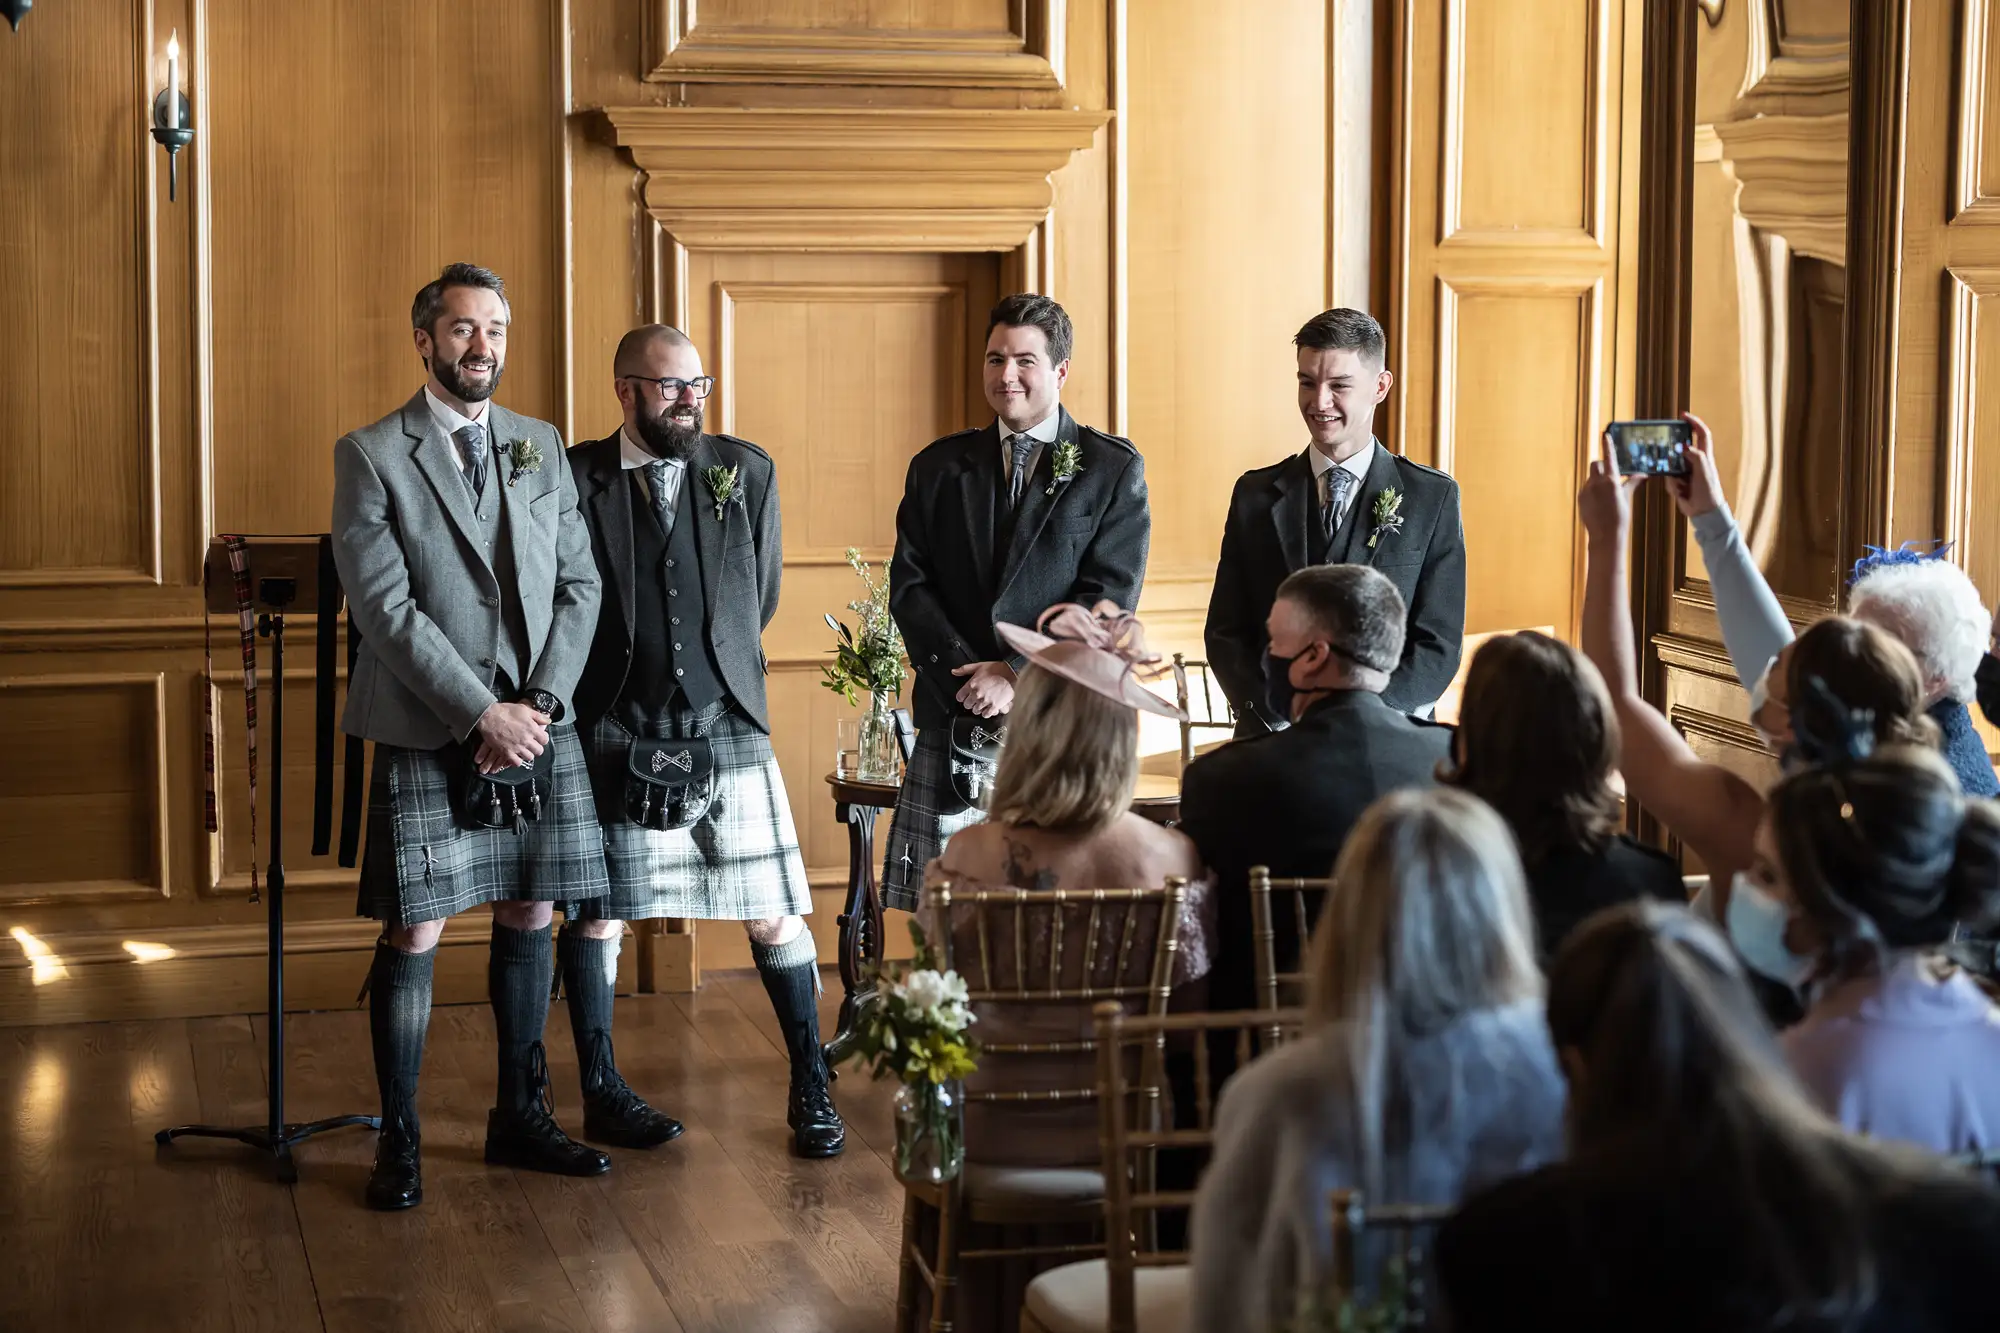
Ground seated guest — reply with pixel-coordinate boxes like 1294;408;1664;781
925;601;1213;989
1668;411;1997;796
1744;733;2000;1153
1189;789;1563;1333
1437;902;2000;1333
1979;604;1999;726
1440;631;1682;958
1180;564;1453;1014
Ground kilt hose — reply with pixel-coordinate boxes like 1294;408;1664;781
579;701;813;922
356;723;609;928
880;728;987;912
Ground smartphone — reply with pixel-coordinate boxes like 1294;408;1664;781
1605;419;1692;476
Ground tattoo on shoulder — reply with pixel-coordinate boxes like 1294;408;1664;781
1001;838;1059;892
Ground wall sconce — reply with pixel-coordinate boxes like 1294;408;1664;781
151;28;193;203
2;1;31;34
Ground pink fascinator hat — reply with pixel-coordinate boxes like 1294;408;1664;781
993;601;1187;721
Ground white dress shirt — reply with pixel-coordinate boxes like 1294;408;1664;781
1309;438;1375;527
620;427;687;528
998;408;1062;489
424;385;492;475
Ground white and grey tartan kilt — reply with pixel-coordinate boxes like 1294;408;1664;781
880;728;987;912
579;702;813;921
356;724;609;928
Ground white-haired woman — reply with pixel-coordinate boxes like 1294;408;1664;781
1670;413;1998;796
1186;788;1565;1333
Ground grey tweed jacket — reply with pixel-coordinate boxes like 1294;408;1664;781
332;389;601;750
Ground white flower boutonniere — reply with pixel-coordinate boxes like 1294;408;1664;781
1046;439;1085;496
505;438;544;487
702;464;742;521
1367;487;1405;549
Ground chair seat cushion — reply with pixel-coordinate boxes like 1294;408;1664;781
964;1163;1105;1210
1021;1259;1190;1333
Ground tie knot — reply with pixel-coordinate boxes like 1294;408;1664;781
1010;433;1035;462
1326;467;1356;505
456;422;487;454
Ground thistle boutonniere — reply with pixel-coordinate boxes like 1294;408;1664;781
1046;439;1085;496
702;464;742;521
504;438;544;487
1367;487;1405;549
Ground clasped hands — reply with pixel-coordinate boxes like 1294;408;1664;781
474;699;550;773
952;660;1016;718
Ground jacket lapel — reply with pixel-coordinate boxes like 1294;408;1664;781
404;390;488;571
491;405;538;589
1269;450;1312;574
689;435;729;621
958;423;1002;595
1340;440;1405;566
996;405;1077;599
583;433;635;642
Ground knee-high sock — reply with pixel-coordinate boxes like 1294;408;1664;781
559;927;621;1098
490;922;555;1111
752;929;825;1084
369;942;434;1127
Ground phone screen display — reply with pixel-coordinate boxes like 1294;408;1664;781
1607;420;1692;476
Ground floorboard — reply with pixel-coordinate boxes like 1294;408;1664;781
0;969;903;1333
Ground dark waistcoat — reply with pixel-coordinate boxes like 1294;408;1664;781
621;476;726;720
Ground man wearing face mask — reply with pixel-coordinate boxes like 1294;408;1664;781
1180;564;1454;1020
1205;309;1466;732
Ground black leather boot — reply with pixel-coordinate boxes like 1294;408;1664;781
788;1069;846;1160
365;1085;423;1211
754;941;845;1158
580;1032;684;1149
484;1042;612;1177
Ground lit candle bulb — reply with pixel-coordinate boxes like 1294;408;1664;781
166;30;180;131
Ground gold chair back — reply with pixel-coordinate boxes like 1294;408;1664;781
1248;866;1334;1020
1092;1000;1308;1333
1171;653;1237;770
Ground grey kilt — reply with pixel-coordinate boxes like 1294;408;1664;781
356;724;609;927
580;701;812;921
881;728;987;912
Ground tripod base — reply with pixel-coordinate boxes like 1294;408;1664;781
156;1115;381;1184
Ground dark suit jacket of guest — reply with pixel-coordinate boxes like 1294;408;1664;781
567;430;783;733
890;405;1150;729
1178;689;1454;1011
1204;442;1466;720
1525;836;1685;962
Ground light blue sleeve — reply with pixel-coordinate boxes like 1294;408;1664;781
1690;503;1796;688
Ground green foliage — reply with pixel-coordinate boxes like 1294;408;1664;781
1287;1258;1419;1333
844;920;979;1087
822;547;906;705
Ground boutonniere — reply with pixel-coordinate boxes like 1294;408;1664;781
1045;439;1085;496
1367;487;1405;549
702;464;742;521
504;438;544;487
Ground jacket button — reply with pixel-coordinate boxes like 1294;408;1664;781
669;589;679;598
671;617;681;626
483;596;498;608
673;642;683;651
929;654;939;663
675;668;685;677
666;559;676;568
480;656;494;668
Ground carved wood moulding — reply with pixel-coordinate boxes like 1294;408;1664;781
606;106;1108;251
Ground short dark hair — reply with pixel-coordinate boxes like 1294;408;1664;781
412;263;509;336
1442;632;1623;865
986;293;1073;366
1275;564;1406;674
612;324;694;377
1294;307;1386;366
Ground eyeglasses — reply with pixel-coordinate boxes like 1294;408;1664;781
622;374;715;400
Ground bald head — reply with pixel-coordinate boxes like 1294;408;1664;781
613;324;695;379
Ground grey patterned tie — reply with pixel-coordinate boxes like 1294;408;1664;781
1323;466;1357;544
457;422;488;503
644;459;671;530
1007;433;1036;509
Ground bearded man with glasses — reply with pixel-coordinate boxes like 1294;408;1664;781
564;324;843;1158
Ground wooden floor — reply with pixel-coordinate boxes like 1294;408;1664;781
0;971;907;1332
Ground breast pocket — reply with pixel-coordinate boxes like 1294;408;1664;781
529;487;561;526
1051;516;1098;537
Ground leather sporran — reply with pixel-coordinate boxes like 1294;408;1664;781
943;714;1006;813
451;744;556;832
624;736;716;832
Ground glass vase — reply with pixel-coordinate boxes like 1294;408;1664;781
857;689;902;783
892;1078;964;1184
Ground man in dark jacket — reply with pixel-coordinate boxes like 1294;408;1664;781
1181;564;1454;1014
882;294;1150;909
1204;308;1466;727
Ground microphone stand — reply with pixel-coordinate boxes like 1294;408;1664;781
157;590;379;1182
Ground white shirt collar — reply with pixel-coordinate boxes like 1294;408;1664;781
619;426;685;473
998;409;1061;445
1309;438;1376;485
424;384;489;439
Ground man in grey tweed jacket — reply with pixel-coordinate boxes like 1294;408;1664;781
333;263;612;1212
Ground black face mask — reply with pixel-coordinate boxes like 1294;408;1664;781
1979;653;2000;729
1262;645;1311;723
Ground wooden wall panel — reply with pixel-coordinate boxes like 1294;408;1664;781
648;0;1061;87
204;667;360;897
204;0;561;536
0;0;155;584
0;676;167;903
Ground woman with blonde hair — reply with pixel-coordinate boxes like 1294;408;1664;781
1187;788;1565;1333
